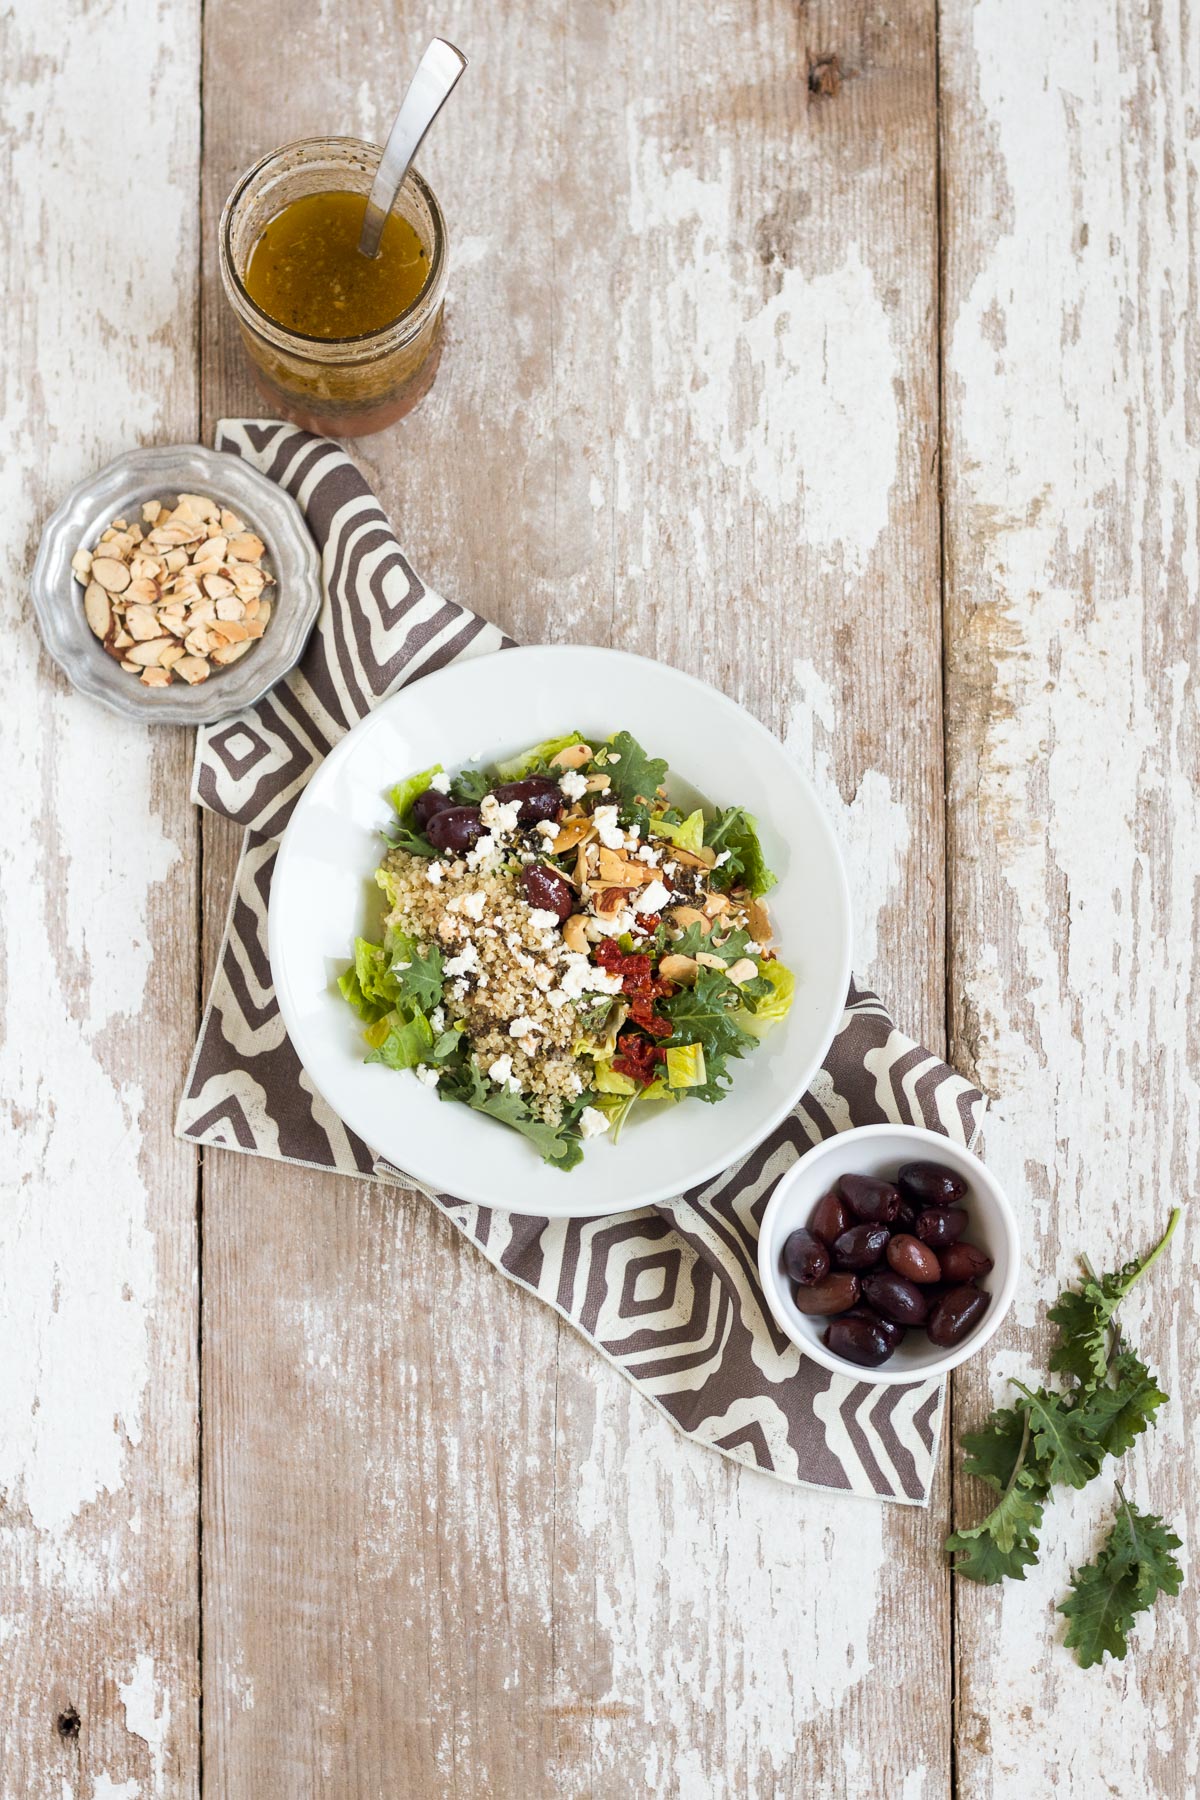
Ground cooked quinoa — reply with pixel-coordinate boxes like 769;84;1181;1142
380;850;588;1123
338;729;793;1171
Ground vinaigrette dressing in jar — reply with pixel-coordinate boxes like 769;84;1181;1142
220;137;448;437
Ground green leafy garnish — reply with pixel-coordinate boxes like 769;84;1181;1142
604;730;669;826
493;732;585;782
437;1058;585;1170
947;1213;1183;1665
1048;1211;1179;1387
389;765;442;818
703;805;776;897
1060;1485;1183;1668
364;1009;434;1070
659;966;757;1101
946;1410;1048;1584
386;935;444;1013
649;807;705;855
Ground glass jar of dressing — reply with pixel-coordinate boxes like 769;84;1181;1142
219;136;448;437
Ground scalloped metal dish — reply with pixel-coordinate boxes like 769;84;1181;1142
31;444;321;725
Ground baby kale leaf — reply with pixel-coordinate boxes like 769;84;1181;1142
1060;1486;1183;1668
605;731;669;825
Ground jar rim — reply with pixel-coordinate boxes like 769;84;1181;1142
219;135;447;354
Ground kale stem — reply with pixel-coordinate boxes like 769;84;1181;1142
999;1406;1032;1503
1131;1208;1182;1286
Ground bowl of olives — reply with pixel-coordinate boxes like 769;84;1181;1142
757;1125;1019;1384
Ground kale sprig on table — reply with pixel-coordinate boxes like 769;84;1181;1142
947;1210;1183;1667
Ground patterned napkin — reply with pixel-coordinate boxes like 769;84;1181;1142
177;421;985;1505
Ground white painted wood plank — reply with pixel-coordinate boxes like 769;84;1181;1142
200;0;949;1793
0;0;202;1793
941;2;1200;1792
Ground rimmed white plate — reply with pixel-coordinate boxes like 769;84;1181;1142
268;646;852;1218
31;444;321;724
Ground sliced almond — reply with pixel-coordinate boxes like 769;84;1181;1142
203;574;235;600
219;508;244;534
549;742;593;770
158;609;189;638
226;532;264;562
668;906;711;935
726;959;759;986
142;500;164;523
120;658;141;673
702;891;731;918
215;595;245;621
229;563;265;599
562;915;590;955
126;604;163;641
695;951;728;971
748;896;772;944
584;773;610;792
139;665;172;687
659;953;699;985
184;628;211;657
243;618;266;639
113;628;134;648
201;535;228;564
163;547;189;572
242;596;260;619
130;555;165;582
596;847;646;887
212;618;249;644
210;638;252;666
159;642;186;668
186;599;217;624
126;637;175;667
255;599;271;627
550;816;596;855
71;548;93;583
671;844;717;871
176;493;219;523
125;577;159;606
83;581;111;639
173;654;211;684
91;556;131;593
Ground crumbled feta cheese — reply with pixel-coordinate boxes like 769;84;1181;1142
565;1070;584;1097
509;1015;539;1038
527;907;560;933
635;879;671;914
426;860;446;886
578;1105;611;1139
466;833;499;871
430;1006;446;1033
535;819;559;839
664;860;678;877
444;942;481;978
589;910;633;938
487;1053;514;1085
414;1064;441;1088
428;771;451;794
451;978;468;1003
517;1034;538;1056
606;752;621;763
635;844;661;866
460;891;487;921
557;952;624;999
713;850;731;868
531;965;554;991
592;805;626;850
481;792;521;836
558;770;589;800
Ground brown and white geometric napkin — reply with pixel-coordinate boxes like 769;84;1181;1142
177;421;986;1505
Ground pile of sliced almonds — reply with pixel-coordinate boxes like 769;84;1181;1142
71;492;274;688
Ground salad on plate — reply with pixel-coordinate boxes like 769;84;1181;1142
338;729;794;1170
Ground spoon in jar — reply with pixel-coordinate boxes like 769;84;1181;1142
358;37;468;260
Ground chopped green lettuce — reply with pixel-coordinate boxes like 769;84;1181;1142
649;807;705;855
665;1043;707;1089
736;960;795;1036
493;732;585;781
704;806;776;897
390;765;443;818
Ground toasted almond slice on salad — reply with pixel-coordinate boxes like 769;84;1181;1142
549;742;592;770
702;891;731;917
562;915;590;954
659;953;699;985
726;959;759;986
671;844;717;871
550;816;596;855
748;896;772;943
596;848;645;887
668;906;711;934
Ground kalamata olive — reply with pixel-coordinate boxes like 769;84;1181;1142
838;1173;902;1224
491;777;564;824
824;1315;893;1368
410;787;456;829
426;805;485;853
520;862;573;921
831;1223;891;1270
792;1271;861;1316
862;1270;930;1326
938;1241;994;1283
886;1233;941;1283
782;1229;830;1286
894;1198;917;1233
845;1305;907;1351
927;1283;991;1347
914;1206;967;1248
897;1160;968;1206
808;1190;852;1245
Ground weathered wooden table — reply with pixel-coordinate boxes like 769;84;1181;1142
3;1;1196;1793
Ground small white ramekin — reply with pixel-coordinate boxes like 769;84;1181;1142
757;1123;1020;1386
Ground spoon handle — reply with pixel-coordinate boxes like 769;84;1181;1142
358;37;467;259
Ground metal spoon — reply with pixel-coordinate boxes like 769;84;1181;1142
358;37;468;259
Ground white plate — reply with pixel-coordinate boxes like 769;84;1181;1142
268;645;852;1218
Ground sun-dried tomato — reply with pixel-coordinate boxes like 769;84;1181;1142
613;1031;668;1086
628;996;672;1036
594;939;651;981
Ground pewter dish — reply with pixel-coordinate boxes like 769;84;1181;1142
31;444;321;725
